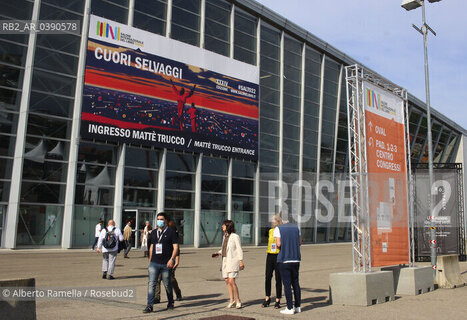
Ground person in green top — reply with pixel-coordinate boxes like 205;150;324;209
262;214;282;309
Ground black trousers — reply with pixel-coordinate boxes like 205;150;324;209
155;269;181;300
265;253;282;299
279;262;301;310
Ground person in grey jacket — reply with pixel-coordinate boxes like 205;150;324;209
212;220;245;309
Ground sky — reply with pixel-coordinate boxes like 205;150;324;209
255;0;467;131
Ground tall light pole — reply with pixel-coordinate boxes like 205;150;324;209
402;0;440;278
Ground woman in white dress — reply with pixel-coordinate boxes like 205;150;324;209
212;220;245;309
141;221;152;257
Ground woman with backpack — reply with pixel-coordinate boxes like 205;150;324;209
96;220;124;280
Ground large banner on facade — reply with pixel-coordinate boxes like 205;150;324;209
415;169;459;256
81;15;259;160
364;81;410;267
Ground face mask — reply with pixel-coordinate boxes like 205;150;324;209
156;220;165;228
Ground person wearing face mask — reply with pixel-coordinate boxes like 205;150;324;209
143;212;179;314
153;219;182;304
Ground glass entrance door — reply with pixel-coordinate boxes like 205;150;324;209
122;209;155;249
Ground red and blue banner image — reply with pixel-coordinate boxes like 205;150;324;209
81;15;259;161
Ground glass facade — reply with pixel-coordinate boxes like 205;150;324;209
165;151;195;245
0;0;32;216
171;0;200;46
200;156;228;246
0;0;464;248
123;146;159;209
234;8;257;65
73;142;117;247
133;0;166;36
232;160;255;245
204;0;231;56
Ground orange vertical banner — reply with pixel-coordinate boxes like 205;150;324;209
364;81;410;267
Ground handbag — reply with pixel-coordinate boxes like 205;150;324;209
118;240;127;253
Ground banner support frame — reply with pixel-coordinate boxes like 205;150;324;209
345;64;412;272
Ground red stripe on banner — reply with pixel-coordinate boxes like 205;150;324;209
84;68;259;119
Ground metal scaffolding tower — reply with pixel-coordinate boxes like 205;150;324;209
345;65;371;272
345;64;412;272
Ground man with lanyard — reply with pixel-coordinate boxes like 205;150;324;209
144;212;179;313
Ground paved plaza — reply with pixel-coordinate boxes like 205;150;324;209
1;243;467;320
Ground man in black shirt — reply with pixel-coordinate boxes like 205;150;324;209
143;212;179;313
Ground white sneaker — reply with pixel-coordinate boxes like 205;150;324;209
295;307;301;313
280;308;295;315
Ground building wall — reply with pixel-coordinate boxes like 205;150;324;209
455;135;467;238
0;0;464;248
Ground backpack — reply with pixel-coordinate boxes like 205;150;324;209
102;227;117;249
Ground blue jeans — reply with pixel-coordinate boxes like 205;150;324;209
147;262;173;307
279;262;301;310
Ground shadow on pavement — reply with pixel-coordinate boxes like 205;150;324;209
183;294;223;301
242;298;271;307
301;287;328;293
300;295;329;312
115;274;147;279
179;298;229;308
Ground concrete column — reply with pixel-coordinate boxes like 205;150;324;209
227;158;232;220
278;31;284;215
332;65;344;241
256;18;261;67
157;148;167;213
61;0;91;249
297;42;306;231
200;0;205;48
462;135;467;238
113;144;126;230
332;65;344;180
166;0;172;38
128;0;135;26
229;3;235;58
194;153;202;248
254;163;260;246
254;18;261;246
314;54;326;243
3;0;41;249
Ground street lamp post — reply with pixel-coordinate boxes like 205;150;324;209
402;0;440;278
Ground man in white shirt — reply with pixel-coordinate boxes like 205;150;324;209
92;219;103;250
97;220;124;280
